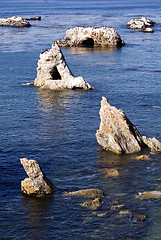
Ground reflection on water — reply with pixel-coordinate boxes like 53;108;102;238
66;46;120;55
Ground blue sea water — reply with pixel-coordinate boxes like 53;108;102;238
0;0;161;239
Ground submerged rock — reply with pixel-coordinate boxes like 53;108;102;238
96;97;161;154
63;188;104;198
20;158;54;197
0;16;31;28
57;27;125;48
131;215;147;222
103;168;119;177
127;17;155;32
34;42;93;90
136;191;161;199
135;155;150;160
81;198;102;210
25;16;41;21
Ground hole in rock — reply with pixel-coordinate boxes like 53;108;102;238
50;66;61;80
81;38;94;47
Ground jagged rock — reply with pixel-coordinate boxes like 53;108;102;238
96;97;161;154
34;42;93;90
63;188;104;198
136;191;161;199
57;27;125;48
81;198;102;210
20;158;54;197
0;16;31;28
127;17;155;32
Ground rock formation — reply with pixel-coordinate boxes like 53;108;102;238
34;42;94;90
96;97;161;154
127;17;155;32
20;158;54;197
63;188;104;198
57;27;125;48
0;16;31;28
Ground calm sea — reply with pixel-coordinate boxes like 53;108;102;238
0;0;161;239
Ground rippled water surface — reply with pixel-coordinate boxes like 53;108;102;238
0;0;161;239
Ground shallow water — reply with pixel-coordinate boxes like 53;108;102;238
0;0;161;239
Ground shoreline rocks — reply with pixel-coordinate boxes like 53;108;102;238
34;42;94;90
0;16;31;28
127;17;155;33
57;27;125;48
96;97;161;154
20;158;54;197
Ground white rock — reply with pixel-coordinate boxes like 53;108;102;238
0;16;31;28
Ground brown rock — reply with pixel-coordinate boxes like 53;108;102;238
63;188;104;198
132;215;147;222
119;209;132;215
136;191;161;199
111;204;125;211
135;155;150;160
20;158;54;197
81;198;102;210
103;168;119;177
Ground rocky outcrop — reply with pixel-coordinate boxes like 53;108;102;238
96;97;161;154
34;42;93;90
0;16;31;28
63;188;104;198
57;27;125;48
127;17;155;32
20;158;54;197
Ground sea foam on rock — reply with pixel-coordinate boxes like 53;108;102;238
20;158;54;197
96;97;161;154
34;42;94;90
0;16;31;28
127;17;155;32
57;27;125;48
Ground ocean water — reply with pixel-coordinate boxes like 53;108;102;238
0;0;161;239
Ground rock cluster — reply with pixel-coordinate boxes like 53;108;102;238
57;27;125;48
20;158;54;197
127;17;155;32
0;16;31;28
96;97;161;154
34;42;93;90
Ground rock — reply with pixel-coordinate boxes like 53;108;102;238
34;42;94;90
103;168;119;177
127;17;155;32
111;204;125;211
119;209;132;215
0;16;31;28
20;158;54;197
96;97;146;154
81;198;102;210
131;215;147;222
63;188;104;198
135;155;150;160
136;191;161;199
25;16;41;21
57;27;125;48
96;97;161;154
142;136;161;153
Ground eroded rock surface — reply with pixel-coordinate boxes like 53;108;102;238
127;17;155;32
20;158;54;197
96;97;161;154
57;27;125;48
0;16;31;28
63;188;104;198
34;42;93;90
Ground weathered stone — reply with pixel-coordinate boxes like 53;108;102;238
127;17;155;32
96;97;161;154
63;188;104;198
81;198;102;210
34;42;93;90
135;155;150;160
136;191;161;199
96;97;146;154
20;158;54;197
57;27;125;48
103;168;119;177
0;16;31;28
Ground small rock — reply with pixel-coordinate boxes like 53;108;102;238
0;16;31;28
135;155;150;160
136;191;161;199
63;188;104;198
26;16;41;21
131;214;147;222
111;204;125;211
144;28;154;33
119;209;132;215
127;17;155;32
142;136;161;153
81;198;102;210
103;168;119;177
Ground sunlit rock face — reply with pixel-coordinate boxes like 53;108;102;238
0;16;31;28
57;27;125;48
96;97;161;154
34;42;94;90
127;17;155;32
20;158;54;197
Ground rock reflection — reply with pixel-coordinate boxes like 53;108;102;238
66;46;119;55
